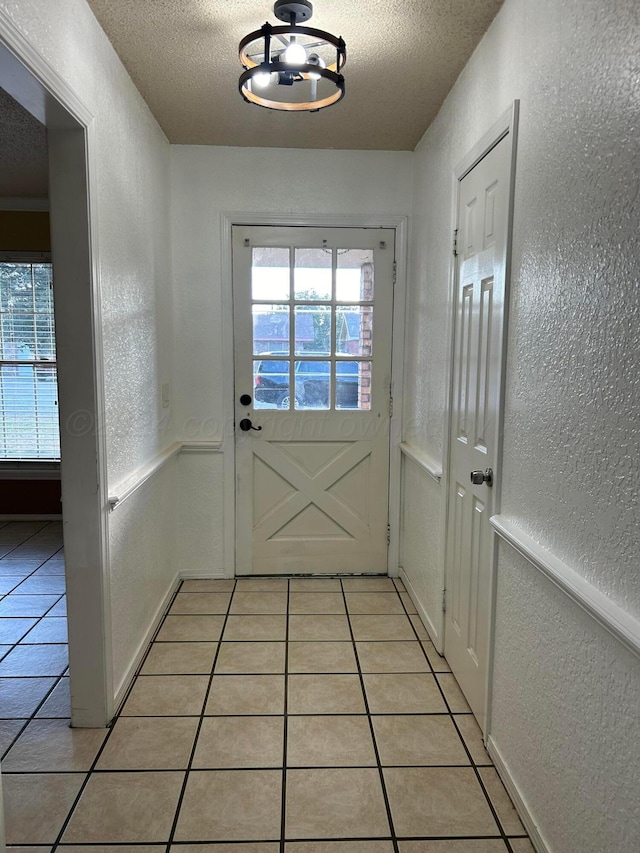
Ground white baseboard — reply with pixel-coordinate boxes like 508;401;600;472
179;571;228;580
400;567;443;652
112;575;181;716
487;735;550;853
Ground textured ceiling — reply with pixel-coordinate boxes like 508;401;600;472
0;87;48;199
86;0;504;151
0;0;504;200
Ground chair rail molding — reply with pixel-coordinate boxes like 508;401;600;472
399;441;442;483
490;514;640;660
108;440;223;510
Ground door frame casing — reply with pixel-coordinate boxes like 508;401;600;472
0;11;113;726
220;213;409;578
442;102;519;735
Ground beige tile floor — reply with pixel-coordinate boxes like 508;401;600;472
0;521;535;851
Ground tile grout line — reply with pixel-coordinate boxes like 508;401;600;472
48;579;188;851
340;578;400;853
397;587;515;851
0;763;523;774
448;711;516;853
0;662;67;752
0;716;31;763
0;525;67;759
0;539;64;576
164;578;237;850
0;519;53;561
0;578;66;660
279;579;291;853
3;569;529;849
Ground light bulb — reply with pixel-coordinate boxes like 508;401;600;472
307;53;325;80
253;71;272;88
284;40;306;65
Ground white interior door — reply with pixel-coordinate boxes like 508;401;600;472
444;133;511;732
233;225;394;575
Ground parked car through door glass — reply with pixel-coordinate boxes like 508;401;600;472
253;359;365;410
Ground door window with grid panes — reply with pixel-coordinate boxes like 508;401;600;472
0;259;60;460
252;246;375;411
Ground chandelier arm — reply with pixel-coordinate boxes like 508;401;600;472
241;62;343;84
264;27;272;63
239;64;345;112
240;25;347;70
247;37;327;64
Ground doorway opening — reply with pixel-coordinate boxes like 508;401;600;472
0;25;111;728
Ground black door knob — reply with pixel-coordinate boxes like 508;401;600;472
239;418;262;432
239;394;252;406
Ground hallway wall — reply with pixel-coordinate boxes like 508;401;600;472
403;0;640;850
0;0;177;700
2;3;638;846
170;145;413;575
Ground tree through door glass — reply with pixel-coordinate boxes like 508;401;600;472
252;245;374;411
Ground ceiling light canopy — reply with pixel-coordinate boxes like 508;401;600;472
239;0;346;113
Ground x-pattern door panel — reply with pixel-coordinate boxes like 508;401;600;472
233;226;394;575
252;441;373;542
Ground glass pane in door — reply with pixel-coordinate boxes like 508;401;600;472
251;247;290;301
336;305;373;357
336;361;371;411
253;305;290;355
295;360;331;410
336;249;374;301
254;359;291;410
294;248;331;300
294;305;331;356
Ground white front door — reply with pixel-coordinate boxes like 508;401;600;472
233;225;395;575
444;133;511;731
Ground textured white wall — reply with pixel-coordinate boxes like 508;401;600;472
0;0;175;483
0;0;177;698
493;546;640;851
108;461;178;694
177;451;225;577
171;145;413;438
400;459;443;642
170;145;413;569
404;0;640;850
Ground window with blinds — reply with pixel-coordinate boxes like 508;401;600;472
0;261;60;460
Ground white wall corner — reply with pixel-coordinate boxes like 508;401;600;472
112;574;181;715
487;735;551;853
400;567;442;647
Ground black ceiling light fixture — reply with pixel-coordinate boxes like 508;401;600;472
239;0;346;112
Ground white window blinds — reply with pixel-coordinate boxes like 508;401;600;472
0;261;60;460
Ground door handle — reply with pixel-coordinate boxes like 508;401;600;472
470;468;493;487
239;418;262;432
